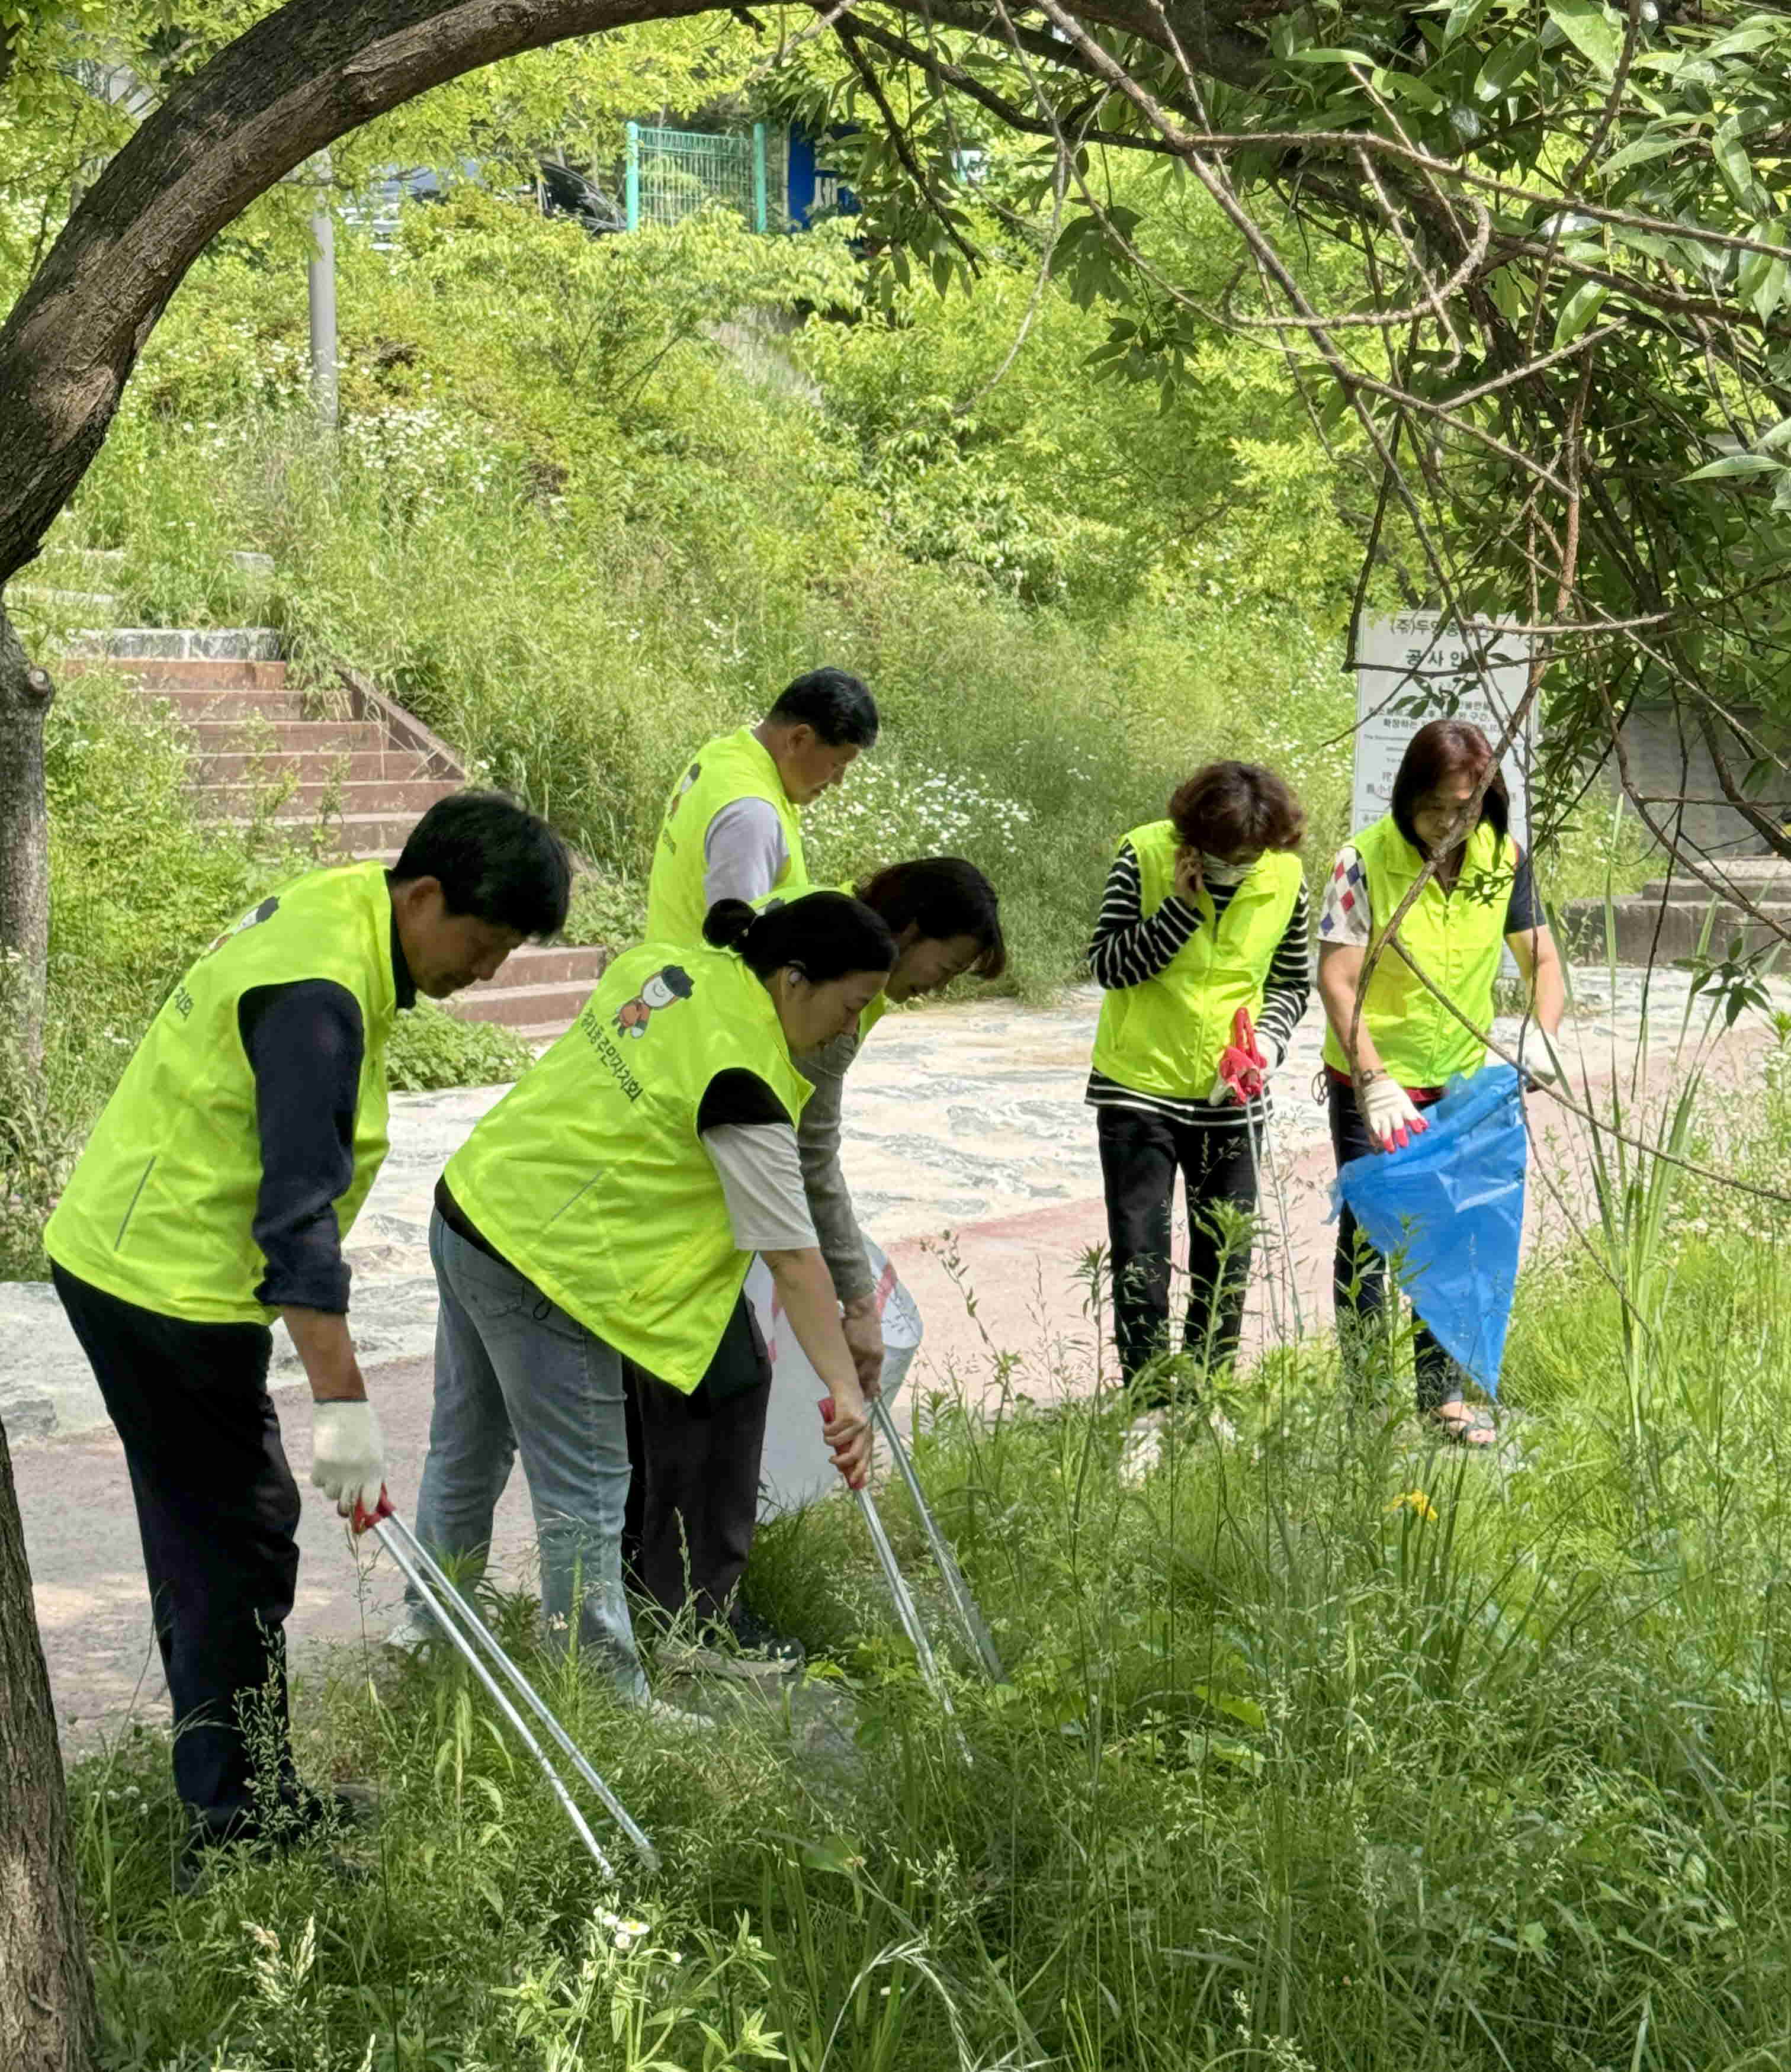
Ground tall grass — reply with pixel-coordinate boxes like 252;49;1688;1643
68;1038;1791;2070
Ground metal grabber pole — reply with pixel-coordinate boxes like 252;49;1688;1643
868;1396;1004;1682
355;1495;659;1875
819;1404;972;1763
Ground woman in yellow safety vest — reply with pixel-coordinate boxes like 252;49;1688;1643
1086;763;1313;1440
627;856;1007;1674
407;891;896;1718
1316;718;1564;1445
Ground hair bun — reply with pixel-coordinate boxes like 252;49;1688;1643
701;898;758;950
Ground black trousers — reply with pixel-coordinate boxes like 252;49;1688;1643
1327;1079;1461;1411
1095;1103;1259;1402
620;1293;771;1631
52;1264;301;1837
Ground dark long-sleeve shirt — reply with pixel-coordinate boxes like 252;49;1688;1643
238;912;415;1312
1084;842;1311;1127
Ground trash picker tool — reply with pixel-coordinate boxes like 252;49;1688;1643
355;1493;659;1875
868;1396;1003;1682
819;1403;972;1763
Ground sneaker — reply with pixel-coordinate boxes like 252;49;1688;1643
1119;1412;1165;1486
381;1605;438;1656
730;1608;805;1673
639;1695;710;1734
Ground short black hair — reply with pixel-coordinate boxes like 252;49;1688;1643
392;791;572;937
703;890;897;982
766;667;880;749
854;857;1006;979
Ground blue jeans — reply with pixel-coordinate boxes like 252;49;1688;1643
414;1208;646;1702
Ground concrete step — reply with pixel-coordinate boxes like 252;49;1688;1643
1561;894;1791;964
188;719;383;755
222;809;445;853
210;777;460;818
1641;865;1791;903
72;627;281;661
471;943;611;991
138;688;310;722
192;748;432;785
445;979;598;1030
122;658;290;690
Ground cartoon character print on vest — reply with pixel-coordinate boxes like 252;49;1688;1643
664;762;701;828
615;963;695;1038
202;894;281;957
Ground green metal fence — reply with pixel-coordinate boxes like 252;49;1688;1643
624;122;768;232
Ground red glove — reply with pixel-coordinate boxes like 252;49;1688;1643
350;1484;394;1536
1211;1007;1267;1106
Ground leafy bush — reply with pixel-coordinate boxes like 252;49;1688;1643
0;663;310;1277
387;1001;534;1092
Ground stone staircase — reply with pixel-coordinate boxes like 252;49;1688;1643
1562;857;1791;965
91;634;609;1039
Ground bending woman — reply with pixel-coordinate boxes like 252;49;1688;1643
406;892;893;1708
1086;763;1311;1408
1316;718;1564;1444
627;856;1006;1667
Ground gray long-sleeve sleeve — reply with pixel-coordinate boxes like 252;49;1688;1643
793;1028;877;1305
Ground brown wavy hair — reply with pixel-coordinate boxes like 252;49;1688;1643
1167;762;1307;857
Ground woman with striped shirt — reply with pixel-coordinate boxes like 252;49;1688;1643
1086;763;1312;1414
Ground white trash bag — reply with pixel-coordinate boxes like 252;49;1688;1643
748;1239;922;1517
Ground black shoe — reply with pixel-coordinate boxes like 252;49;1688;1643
174;1784;376;1894
730;1607;805;1671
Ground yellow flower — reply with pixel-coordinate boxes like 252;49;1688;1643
1386;1489;1438;1523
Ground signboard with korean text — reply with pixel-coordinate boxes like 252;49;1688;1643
1353;613;1535;845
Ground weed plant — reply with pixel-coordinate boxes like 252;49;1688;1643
67;1043;1791;2070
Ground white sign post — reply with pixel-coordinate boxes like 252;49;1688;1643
1352;612;1535;843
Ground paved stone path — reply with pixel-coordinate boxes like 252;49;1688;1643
7;968;1780;1747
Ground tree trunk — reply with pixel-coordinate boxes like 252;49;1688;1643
0;1414;95;2072
0;606;54;1074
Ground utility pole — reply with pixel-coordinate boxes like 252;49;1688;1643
306;153;338;432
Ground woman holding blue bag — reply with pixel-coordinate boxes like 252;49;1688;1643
1316;719;1564;1443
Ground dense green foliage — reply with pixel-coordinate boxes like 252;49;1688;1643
63;1026;1791;2069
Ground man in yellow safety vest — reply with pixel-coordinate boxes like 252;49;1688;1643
45;792;570;1885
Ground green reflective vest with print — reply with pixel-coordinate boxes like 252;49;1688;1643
647;728;808;946
1089;821;1304;1099
1321;814;1516;1087
45;861;399;1323
443;942;811;1393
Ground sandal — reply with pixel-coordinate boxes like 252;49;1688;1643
1425;1403;1497;1447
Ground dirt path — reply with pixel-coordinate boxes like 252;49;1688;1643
10;973;1777;1751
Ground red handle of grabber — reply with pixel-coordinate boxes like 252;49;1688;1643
351;1483;394;1536
817;1399;868;1492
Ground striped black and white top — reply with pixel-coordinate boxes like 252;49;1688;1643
1084;843;1312;1129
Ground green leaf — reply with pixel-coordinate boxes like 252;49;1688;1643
1546;0;1622;75
1476;35;1538;102
1681;452;1781;481
1599;134;1683;180
1285;46;1381;65
1714;120;1758;207
1554;279;1609;346
1445;0;1499;47
1756;414;1791;454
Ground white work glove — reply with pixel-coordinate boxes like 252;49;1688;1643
310;1399;386;1521
1361;1074;1429;1152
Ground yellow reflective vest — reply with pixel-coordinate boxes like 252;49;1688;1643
647;728;808;946
443;942;812;1392
1090;821;1304;1099
45;861;399;1323
1321;814;1516;1087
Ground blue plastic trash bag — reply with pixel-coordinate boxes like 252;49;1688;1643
1334;1064;1527;1397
